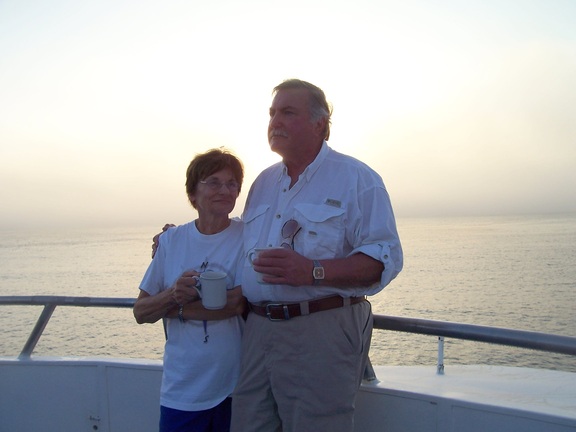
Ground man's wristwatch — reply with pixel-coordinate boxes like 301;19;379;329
312;260;325;286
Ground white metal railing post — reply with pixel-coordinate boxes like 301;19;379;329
437;336;445;374
19;304;57;359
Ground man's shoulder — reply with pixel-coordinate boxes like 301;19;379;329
324;147;380;177
251;162;283;187
322;145;356;164
257;161;283;177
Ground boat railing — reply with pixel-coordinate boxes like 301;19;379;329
2;296;136;360
2;295;576;375
372;314;576;377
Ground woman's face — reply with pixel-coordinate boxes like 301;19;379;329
188;168;239;218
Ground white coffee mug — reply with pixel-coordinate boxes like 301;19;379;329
194;271;227;310
248;247;284;284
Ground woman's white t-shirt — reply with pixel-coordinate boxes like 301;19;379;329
139;219;244;411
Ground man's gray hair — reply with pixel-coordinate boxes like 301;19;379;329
273;79;333;140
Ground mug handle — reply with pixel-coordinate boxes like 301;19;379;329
192;275;202;297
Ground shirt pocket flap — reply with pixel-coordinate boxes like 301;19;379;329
294;203;345;223
243;204;270;224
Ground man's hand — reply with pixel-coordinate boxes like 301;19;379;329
253;249;384;288
252;248;313;286
151;223;176;258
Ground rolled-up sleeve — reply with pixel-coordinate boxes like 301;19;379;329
353;240;402;292
348;181;403;294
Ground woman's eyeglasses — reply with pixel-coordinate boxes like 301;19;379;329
199;179;240;192
281;219;301;249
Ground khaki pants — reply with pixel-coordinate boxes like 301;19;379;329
231;300;372;432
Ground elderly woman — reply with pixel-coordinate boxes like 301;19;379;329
134;148;246;432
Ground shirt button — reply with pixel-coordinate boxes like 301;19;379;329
276;214;281;219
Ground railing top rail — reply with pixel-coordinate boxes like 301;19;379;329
374;314;576;356
2;295;576;357
0;295;135;308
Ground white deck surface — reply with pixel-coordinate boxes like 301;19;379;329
353;365;576;432
2;358;576;432
367;365;576;420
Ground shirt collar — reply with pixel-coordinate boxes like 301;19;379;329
279;140;329;183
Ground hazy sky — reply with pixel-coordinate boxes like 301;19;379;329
1;0;575;229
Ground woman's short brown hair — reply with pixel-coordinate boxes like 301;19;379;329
185;148;244;207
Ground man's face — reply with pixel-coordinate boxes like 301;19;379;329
268;88;322;158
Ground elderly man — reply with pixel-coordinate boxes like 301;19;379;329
231;79;403;432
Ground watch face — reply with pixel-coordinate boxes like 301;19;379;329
313;260;324;281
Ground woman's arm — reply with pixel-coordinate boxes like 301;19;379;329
165;286;246;321
134;286;246;324
133;288;179;324
133;270;199;324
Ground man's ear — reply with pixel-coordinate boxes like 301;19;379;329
314;116;328;139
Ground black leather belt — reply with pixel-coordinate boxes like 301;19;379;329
249;295;366;321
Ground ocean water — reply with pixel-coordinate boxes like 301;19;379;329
1;214;575;372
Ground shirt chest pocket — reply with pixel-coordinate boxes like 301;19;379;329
294;203;346;259
243;204;270;253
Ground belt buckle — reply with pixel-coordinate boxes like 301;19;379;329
265;303;290;321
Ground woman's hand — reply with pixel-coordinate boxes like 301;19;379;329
171;270;201;306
